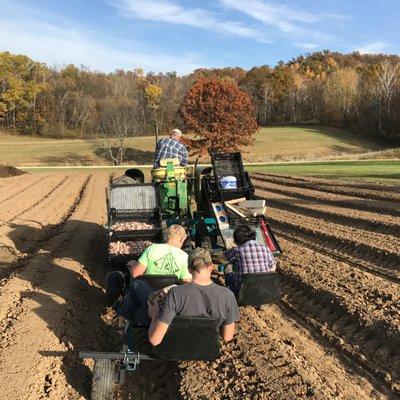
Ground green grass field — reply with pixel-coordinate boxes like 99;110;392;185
0;126;389;167
21;160;399;182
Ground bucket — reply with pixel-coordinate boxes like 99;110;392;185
220;176;237;189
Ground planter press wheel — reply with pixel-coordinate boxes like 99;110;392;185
91;359;115;400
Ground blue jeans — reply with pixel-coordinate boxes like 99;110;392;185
225;273;241;296
115;278;153;322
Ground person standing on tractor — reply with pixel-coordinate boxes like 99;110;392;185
224;224;276;295
148;247;240;345
106;224;191;319
153;128;188;168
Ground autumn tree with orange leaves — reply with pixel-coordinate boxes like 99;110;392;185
179;78;258;154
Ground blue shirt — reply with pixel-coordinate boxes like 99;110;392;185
154;138;188;168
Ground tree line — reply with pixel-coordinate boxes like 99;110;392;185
1;50;399;142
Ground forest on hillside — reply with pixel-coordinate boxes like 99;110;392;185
0;50;399;141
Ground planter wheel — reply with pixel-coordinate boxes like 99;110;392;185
90;358;115;400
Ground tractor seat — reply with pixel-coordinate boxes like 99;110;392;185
237;271;280;307
151;158;188;181
160;158;180;167
136;274;178;291
153;316;220;361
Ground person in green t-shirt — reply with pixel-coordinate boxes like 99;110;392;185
127;224;191;281
107;224;191;319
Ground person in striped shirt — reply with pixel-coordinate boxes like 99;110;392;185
153;128;188;168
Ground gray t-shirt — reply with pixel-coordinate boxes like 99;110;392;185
158;282;239;327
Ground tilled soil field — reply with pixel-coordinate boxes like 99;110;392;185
0;172;399;400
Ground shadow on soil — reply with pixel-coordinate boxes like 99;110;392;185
94;147;154;165
4;220;115;397
5;220;179;399
40;153;95;166
295;127;386;150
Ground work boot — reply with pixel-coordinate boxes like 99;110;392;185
105;271;125;306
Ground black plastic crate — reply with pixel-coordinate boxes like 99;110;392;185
211;152;250;189
203;176;254;203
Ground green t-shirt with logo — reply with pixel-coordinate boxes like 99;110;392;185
138;243;191;280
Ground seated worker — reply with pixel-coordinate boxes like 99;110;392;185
106;224;191;319
148;247;240;346
224;224;276;295
153;128;188;168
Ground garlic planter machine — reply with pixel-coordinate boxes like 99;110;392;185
81;153;282;400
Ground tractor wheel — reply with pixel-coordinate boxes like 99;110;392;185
90;359;115;400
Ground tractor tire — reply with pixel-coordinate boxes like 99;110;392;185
90;359;115;400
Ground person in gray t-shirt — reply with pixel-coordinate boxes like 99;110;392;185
148;247;240;346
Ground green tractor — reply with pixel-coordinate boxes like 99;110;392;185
150;158;192;220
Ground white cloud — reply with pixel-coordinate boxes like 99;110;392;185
356;41;389;54
221;0;316;33
111;0;270;42
0;2;201;74
292;42;318;50
220;0;336;47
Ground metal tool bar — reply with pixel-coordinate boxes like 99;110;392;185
79;351;155;361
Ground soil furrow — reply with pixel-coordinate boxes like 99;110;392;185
178;305;385;399
0;175;92;330
255;197;400;276
0;173;112;400
252;173;400;202
278;292;400;398
259;173;400;193
273;236;400;393
252;177;400;217
267;216;400;282
275;227;400;283
276;236;400;333
0;174;47;204
255;187;400;239
0;174;91;283
0;174;69;224
279;280;400;396
0;173;32;190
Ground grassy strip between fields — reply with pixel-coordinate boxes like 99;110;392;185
20;160;400;182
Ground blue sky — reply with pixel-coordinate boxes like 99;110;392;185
0;0;399;74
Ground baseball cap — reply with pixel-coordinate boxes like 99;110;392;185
188;247;212;270
170;128;182;136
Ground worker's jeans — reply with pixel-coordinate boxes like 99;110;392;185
225;273;241;296
115;278;153;323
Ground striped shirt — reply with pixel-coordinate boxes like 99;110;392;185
154;138;188;168
224;240;276;282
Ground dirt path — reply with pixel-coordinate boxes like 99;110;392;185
0;173;112;400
